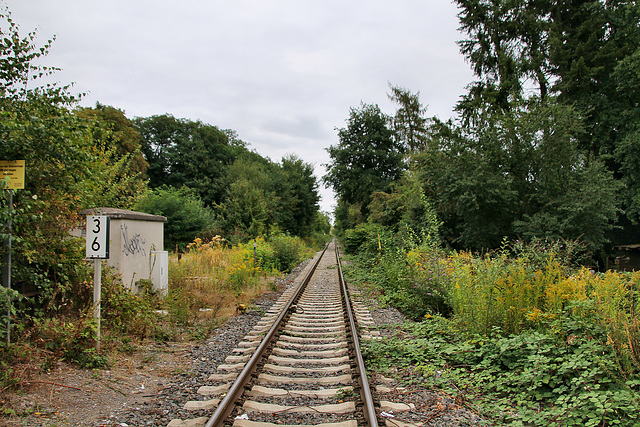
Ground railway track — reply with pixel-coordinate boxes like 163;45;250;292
167;239;405;427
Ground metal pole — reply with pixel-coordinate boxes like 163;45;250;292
253;242;257;276
3;190;12;344
93;258;101;350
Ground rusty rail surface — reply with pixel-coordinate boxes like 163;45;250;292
336;242;379;427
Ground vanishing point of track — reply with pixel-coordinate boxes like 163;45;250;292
167;239;381;427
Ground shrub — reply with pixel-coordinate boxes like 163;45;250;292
25;317;108;369
343;249;451;320
441;248;640;372
101;270;158;338
363;313;640;426
166;236;267;329
0;343;29;391
348;235;640;374
135;186;216;252
442;251;563;335
343;223;389;255
269;234;308;273
244;234;313;274
348;234;640;425
404;245;452;317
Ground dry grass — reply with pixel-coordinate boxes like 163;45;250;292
167;237;279;323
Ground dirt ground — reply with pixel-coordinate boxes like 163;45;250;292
1;342;193;427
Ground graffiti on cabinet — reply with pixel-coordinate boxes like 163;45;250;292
121;224;146;257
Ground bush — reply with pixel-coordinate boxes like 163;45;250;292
344;248;451;320
269;234;307;272
25;317;109;369
344;223;389;255
247;234;312;274
101;269;158;338
440;246;640;372
363;315;640;426
166;236;265;330
135;186;216;252
0;343;29;392
342;225;451;319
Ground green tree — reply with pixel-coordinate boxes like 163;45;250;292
272;154;320;238
0;5;66;104
454;0;640;234
550;0;640;160
369;172;441;246
455;0;553;122
311;211;332;236
324;103;404;224
75;104;148;209
419;100;620;250
135;114;241;207
137;115;323;241
214;158;275;242
135;186;215;252
333;199;364;235
0;8;99;318
388;84;431;152
454;0;640;136
549;1;640;236
76;103;148;175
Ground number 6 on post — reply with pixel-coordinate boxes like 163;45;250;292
86;215;110;259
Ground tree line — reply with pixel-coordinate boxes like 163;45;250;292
80;106;330;250
324;0;640;264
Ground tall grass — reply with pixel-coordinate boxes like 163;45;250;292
168;236;264;322
168;234;314;323
346;233;639;374
408;242;640;374
582;269;640;371
0;234;315;394
347;235;640;424
443;251;569;335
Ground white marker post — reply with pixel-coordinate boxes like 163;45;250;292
86;215;110;350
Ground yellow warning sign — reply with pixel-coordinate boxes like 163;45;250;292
0;160;26;189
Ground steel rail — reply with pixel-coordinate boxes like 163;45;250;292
335;243;379;427
204;242;329;427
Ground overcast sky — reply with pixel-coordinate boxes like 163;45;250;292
6;0;474;213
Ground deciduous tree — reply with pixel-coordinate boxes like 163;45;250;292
272;154;320;238
323;103;404;225
454;0;640;234
135;186;215;252
419;100;620;250
135;114;240;207
0;8;100;317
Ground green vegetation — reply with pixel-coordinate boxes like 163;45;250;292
2;1;640;424
346;234;640;426
135;185;216;252
329;8;640;423
328;6;640;421
1;234;315;392
324;102;404;222
324;2;640;259
364;316;639;426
